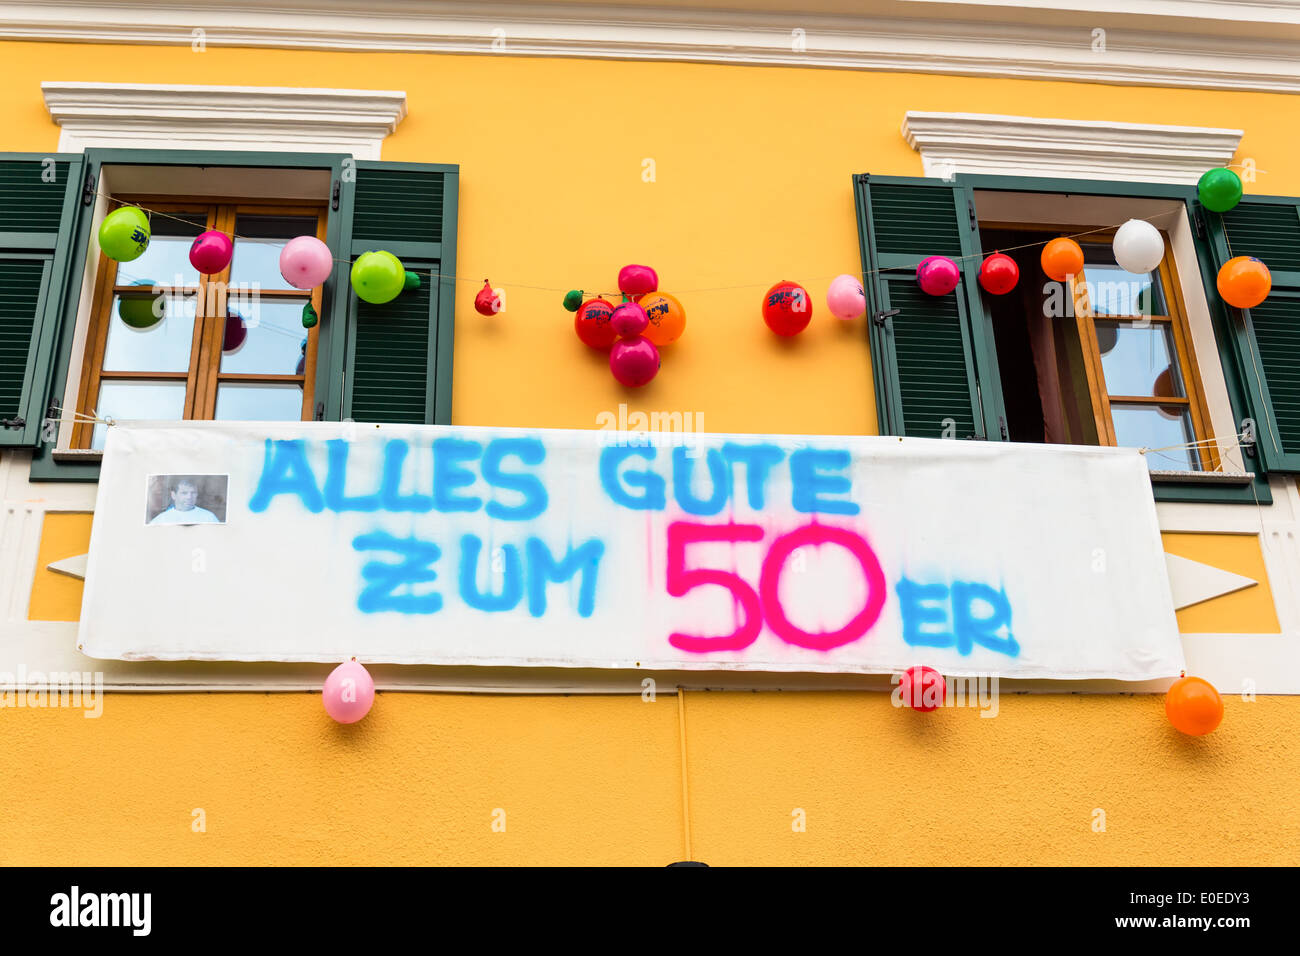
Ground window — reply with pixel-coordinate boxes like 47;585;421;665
73;200;326;449
976;224;1215;472
853;172;1300;504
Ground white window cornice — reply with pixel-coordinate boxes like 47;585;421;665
41;81;407;158
7;2;1300;94
902;111;1242;184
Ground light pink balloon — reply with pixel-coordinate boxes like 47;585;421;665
916;256;960;296
826;273;866;320
322;659;375;724
280;235;334;290
189;230;233;275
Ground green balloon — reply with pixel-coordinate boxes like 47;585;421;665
1198;168;1243;213
99;206;151;262
562;289;583;312
301;302;319;328
351;250;405;304
118;280;164;329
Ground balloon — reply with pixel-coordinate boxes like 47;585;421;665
1217;256;1271;308
1041;237;1084;282
610;301;649;338
762;280;812;336
350;250;405;304
916;256;959;295
474;279;501;316
618;264;658;296
899;665;945;712
1198;168;1243;213
1165;675;1223;736
826;274;866;320
574;298;618;349
99;206;151;263
562;289;584;312
610;335;660;387
223;310;247;352
301;302;318;329
978;253;1019;295
322;659;375;724
189;229;233;275
1113;219;1164;275
404;271;420;291
279;235;334;290
117;279;164;330
639;291;687;345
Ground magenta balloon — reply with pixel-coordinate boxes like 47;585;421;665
609;335;661;387
917;256;960;296
826;273;866;320
322;659;375;724
610;301;649;338
618;264;658;296
189;230;233;274
279;235;334;290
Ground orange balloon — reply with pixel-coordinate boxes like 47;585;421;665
1041;237;1084;282
638;291;686;346
1216;256;1272;309
1165;676;1223;736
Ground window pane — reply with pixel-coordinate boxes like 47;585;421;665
214;382;304;422
112;212;206;288
92;380;187;450
1082;243;1167;317
1112;404;1198;471
229;215;319;292
220;300;311;375
1095;321;1184;397
103;292;197;372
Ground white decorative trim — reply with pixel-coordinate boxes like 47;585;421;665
41;81;406;157
903;112;1242;184
3;2;1300;93
46;553;87;580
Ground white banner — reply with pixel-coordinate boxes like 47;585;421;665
79;422;1183;679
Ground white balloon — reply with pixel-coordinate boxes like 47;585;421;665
1112;219;1164;275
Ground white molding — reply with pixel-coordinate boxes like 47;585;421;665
41;81;407;158
4;1;1300;93
903;111;1242;184
1164;552;1257;610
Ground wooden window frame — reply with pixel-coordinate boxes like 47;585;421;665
73;196;326;448
979;218;1217;471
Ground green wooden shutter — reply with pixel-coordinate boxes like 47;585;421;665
1202;196;1300;472
854;174;1003;440
0;154;85;447
329;160;459;425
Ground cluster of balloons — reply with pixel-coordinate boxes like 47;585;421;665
567;264;685;387
322;658;375;724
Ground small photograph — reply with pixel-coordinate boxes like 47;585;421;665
145;474;228;526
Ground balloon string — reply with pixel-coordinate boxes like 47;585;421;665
97;193;1187;298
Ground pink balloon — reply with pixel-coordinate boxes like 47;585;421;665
322;659;375;724
618;264;658;296
610;301;649;338
279;235;334;290
189;230;233;275
917;256;960;296
609;335;660;387
826;273;866;320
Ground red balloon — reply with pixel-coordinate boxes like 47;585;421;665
222;311;247;352
574;298;618;349
979;252;1020;295
762;280;812;336
474;279;501;316
899;665;946;712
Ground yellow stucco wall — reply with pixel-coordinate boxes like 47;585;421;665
2;40;1298;865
